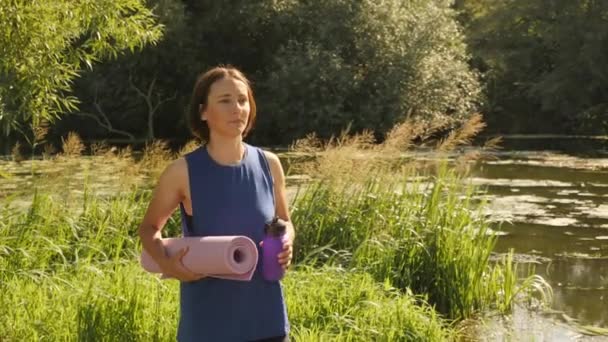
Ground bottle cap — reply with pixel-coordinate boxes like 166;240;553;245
264;217;287;237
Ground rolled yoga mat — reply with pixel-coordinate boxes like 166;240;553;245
140;236;258;281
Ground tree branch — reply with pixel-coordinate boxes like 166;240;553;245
129;74;176;141
73;91;136;142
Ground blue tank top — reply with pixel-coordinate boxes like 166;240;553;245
176;143;290;341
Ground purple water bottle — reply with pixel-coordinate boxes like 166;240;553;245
262;217;287;281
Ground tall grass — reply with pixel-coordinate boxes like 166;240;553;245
286;265;453;341
0;176;453;340
290;163;517;319
0;262;454;341
0;193;454;340
1;264;178;341
0;117;552;340
0;189;153;277
289;115;551;320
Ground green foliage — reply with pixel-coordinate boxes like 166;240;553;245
69;0;195;142
291;163;551;319
0;263;180;340
285;266;453;341
456;0;608;134
0;186;453;341
55;0;481;146
0;148;552;339
0;0;162;138
0;188;158;275
0;263;454;341
256;0;481;143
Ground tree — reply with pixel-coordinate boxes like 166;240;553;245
0;0;162;140
65;0;197;144
253;0;481;144
456;0;608;134
56;0;482;146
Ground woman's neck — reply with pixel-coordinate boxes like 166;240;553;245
206;135;245;165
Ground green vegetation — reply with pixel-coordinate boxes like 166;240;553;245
0;183;452;341
0;0;162;141
455;0;608;135
2;0;481;150
0;123;552;340
0;262;454;341
3;0;607;151
285;266;453;341
288;117;550;320
1;0;604;338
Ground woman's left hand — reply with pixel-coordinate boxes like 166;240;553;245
277;233;293;271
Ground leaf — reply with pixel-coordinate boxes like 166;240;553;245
0;0;163;136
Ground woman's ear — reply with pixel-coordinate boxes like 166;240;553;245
199;104;207;121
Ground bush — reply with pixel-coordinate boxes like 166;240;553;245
51;0;481;147
255;0;482;143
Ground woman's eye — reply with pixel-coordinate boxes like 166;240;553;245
238;98;247;104
220;99;230;103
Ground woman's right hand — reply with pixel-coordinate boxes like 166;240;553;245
159;246;206;282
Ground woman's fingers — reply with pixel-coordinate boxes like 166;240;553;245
278;244;292;257
280;257;291;270
177;260;200;280
278;250;292;261
277;243;293;269
164;246;204;282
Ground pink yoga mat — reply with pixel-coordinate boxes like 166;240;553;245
140;236;258;281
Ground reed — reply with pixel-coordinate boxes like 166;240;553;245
0;115;553;339
285;265;453;341
0;195;453;340
0;187;162;278
289;116;551;320
0;264;455;341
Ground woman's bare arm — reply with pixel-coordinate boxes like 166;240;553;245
138;158;202;281
264;151;295;270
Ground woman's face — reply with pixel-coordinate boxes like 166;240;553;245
201;77;250;138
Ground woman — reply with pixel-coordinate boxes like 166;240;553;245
138;66;294;342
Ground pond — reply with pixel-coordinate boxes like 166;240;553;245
280;140;608;338
469;148;608;338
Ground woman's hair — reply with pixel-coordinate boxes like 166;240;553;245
188;66;257;142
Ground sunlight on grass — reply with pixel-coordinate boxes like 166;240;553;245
0;115;554;340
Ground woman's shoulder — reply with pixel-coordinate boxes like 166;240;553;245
244;143;279;164
251;146;280;168
166;143;204;174
152;157;189;200
160;157;188;181
260;149;280;165
255;148;285;183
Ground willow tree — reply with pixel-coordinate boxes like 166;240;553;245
57;0;481;146
0;0;162;140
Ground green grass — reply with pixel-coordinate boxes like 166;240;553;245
1;263;178;341
0;262;454;341
286;266;453;341
291;162;551;320
0;180;454;341
0;154;551;340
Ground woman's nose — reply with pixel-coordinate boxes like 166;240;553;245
228;101;239;112
236;101;248;113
